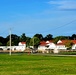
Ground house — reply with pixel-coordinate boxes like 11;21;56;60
38;40;56;53
38;41;56;50
38;40;76;53
57;40;76;50
14;42;26;51
0;42;26;52
18;42;26;46
56;40;67;50
46;41;56;50
38;41;47;51
72;40;76;50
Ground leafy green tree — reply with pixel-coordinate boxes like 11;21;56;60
71;34;76;40
26;37;31;47
64;40;73;50
53;36;67;44
34;34;43;41
20;33;26;42
0;36;6;45
0;42;2;46
6;34;20;46
29;37;40;48
44;34;53;41
7;40;14;46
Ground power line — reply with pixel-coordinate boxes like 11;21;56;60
40;19;76;34
9;28;12;55
0;29;9;37
53;19;76;31
0;19;76;37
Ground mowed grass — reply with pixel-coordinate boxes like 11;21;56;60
0;54;76;75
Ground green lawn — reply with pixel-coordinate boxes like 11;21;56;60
0;54;76;75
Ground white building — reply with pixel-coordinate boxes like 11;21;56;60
0;42;26;51
38;41;47;52
56;40;67;50
38;41;56;53
57;40;76;50
38;40;76;53
71;40;76;50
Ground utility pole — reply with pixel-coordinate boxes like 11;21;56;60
9;28;11;55
32;37;34;53
33;37;34;49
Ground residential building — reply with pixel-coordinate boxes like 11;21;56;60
71;40;76;50
0;42;26;51
56;40;67;50
38;40;76;53
38;40;56;53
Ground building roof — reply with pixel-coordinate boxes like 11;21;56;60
40;40;53;46
40;41;47;46
57;43;65;45
20;42;26;44
57;40;67;45
71;40;76;44
57;40;76;45
40;40;76;46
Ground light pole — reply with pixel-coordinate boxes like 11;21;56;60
32;37;34;53
9;28;11;55
33;37;34;49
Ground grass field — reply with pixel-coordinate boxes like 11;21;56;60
0;54;76;75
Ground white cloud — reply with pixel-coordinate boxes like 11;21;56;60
48;1;76;10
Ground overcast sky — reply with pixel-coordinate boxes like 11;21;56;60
0;0;76;37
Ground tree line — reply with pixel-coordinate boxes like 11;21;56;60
0;33;76;47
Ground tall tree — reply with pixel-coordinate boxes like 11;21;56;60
34;34;43;41
0;42;2;46
6;40;14;46
26;37;31;47
29;37;40;48
64;40;73;50
53;36;67;44
20;33;26;42
0;36;6;45
0;36;6;46
71;34;76;40
44;34;53;41
6;34;20;46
